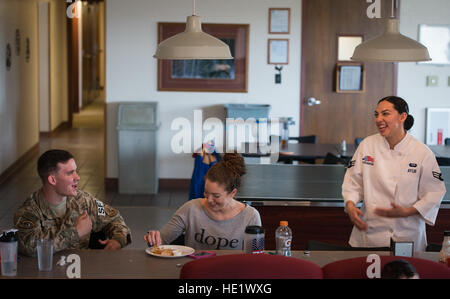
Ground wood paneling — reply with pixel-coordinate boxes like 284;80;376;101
301;0;398;144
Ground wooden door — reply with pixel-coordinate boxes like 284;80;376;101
82;2;100;107
301;0;398;144
67;4;80;120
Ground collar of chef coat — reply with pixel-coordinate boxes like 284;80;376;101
381;132;411;153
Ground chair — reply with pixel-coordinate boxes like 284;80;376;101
322;255;450;279
170;234;185;246
355;137;363;147
323;152;339;165
445;138;450;145
436;157;450;166
180;253;323;279
289;135;317;144
306;240;390;251
189;150;220;200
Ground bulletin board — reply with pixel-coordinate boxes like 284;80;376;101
426;108;450;145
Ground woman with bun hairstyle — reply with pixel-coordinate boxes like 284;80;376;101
144;153;261;250
342;96;446;251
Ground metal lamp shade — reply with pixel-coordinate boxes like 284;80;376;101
352;19;431;62
154;15;233;60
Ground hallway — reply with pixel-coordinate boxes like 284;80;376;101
0;103;188;249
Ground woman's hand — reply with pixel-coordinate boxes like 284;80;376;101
144;230;162;247
374;203;418;218
346;201;368;231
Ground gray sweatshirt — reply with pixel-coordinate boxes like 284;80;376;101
160;198;262;250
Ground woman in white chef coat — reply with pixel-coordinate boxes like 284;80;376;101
342;96;446;251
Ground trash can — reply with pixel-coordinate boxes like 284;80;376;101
117;102;160;194
224;104;271;120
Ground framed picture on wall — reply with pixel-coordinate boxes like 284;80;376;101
6;43;11;70
268;39;289;65
15;29;21;56
335;62;365;93
25;37;30;63
157;22;249;92
418;24;450;65
426;108;450;145
268;8;290;34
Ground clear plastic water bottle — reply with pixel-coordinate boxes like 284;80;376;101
275;221;292;256
439;230;450;264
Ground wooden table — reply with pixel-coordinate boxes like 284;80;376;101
2;249;440;279
278;143;356;160
242;142;356;164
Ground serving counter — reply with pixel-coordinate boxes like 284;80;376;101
237;165;450;250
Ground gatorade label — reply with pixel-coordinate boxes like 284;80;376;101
285;238;292;247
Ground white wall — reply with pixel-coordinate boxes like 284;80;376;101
106;0;302;179
0;0;68;175
0;0;39;173
398;0;450;142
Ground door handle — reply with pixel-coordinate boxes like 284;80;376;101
305;97;322;106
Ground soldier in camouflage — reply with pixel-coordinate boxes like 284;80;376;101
14;150;131;257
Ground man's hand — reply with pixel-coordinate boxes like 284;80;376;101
346;201;368;231
98;239;121;250
374;203;418;218
75;210;92;238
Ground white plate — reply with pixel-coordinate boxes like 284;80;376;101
145;245;195;258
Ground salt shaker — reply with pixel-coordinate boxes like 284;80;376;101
341;140;347;152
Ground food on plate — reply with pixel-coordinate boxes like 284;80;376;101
151;246;182;256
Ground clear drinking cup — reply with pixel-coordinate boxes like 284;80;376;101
37;239;54;271
0;241;18;276
0;229;18;276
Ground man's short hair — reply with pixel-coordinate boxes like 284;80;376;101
37;150;74;183
381;260;418;279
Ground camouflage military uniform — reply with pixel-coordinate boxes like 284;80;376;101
14;189;131;257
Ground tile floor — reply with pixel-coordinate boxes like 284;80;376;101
0;99;188;249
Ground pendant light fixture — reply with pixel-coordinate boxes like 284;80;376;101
351;0;430;62
153;0;233;60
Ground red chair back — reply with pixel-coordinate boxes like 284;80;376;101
180;253;323;279
322;255;450;279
